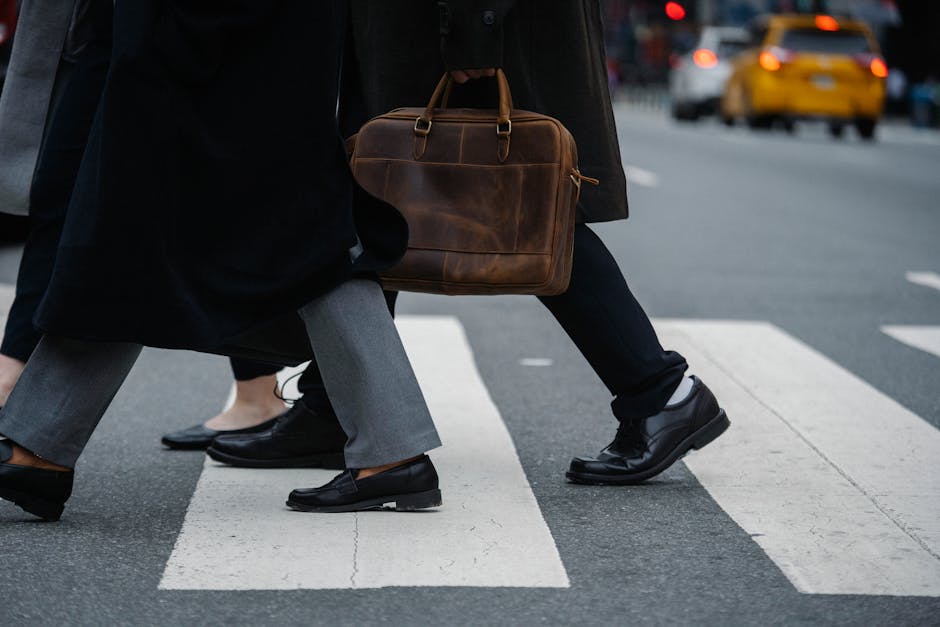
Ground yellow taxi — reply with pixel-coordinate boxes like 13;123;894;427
720;14;887;139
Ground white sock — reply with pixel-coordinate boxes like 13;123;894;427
667;376;695;406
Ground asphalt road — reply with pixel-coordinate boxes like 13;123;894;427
1;107;938;625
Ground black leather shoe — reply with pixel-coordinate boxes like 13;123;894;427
286;455;442;513
206;398;346;469
0;440;74;521
566;376;730;485
161;413;282;450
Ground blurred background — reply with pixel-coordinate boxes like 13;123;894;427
1;1;938;240
603;0;940;126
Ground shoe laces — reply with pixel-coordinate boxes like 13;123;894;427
611;421;647;454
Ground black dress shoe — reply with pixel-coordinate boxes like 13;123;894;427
566;377;730;485
287;455;442;513
161;413;282;450
0;440;74;521
206;398;346;469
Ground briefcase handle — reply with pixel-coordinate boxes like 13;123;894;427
413;69;514;162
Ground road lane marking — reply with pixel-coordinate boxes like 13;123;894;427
519;358;553;367
160;315;570;590
906;272;940;293
624;165;659;188
882;325;940;360
656;319;940;596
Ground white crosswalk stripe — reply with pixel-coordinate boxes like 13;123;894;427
882;325;940;360
623;165;659;188
906;271;940;293
159;316;570;590
658;319;940;596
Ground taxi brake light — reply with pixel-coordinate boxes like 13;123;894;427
815;15;840;31
854;54;889;78
693;48;719;69
759;50;782;72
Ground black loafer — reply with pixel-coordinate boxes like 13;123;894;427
566;376;730;485
0;440;74;521
287;455;442;513
207;398;346;469
161;413;282;450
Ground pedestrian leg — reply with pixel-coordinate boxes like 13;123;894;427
287;278;441;512
0;337;142;520
298;279;439;469
0;336;143;467
537;224;687;423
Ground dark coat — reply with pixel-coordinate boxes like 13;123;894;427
341;0;628;223
33;1;407;365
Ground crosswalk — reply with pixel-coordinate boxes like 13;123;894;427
1;282;939;596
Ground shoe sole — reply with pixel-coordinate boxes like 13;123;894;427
161;438;214;451
565;409;730;486
0;485;64;521
286;488;443;513
206;446;345;470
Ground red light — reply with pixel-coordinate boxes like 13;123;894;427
870;57;888;78
665;2;686;21
815;15;840;31
759;50;782;72
693;48;718;69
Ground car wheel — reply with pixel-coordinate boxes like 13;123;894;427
828;123;845;139
721;115;735;127
671;102;699;122
781;118;796;134
855;118;877;141
747;115;773;130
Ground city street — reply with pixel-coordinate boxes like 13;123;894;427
1;105;939;624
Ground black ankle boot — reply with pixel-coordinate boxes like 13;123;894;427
206;396;346;469
0;440;74;521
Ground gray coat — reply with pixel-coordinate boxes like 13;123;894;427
343;0;628;223
0;0;75;216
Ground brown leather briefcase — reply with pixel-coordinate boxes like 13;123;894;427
347;70;597;296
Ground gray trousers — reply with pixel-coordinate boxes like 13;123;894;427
0;279;441;468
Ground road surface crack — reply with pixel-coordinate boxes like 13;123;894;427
350;513;360;587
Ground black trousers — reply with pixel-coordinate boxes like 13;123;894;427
231;224;686;423
537;224;687;422
0;44;110;362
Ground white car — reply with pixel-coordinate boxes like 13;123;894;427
669;26;751;120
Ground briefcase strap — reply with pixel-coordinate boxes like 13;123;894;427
413;70;515;163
